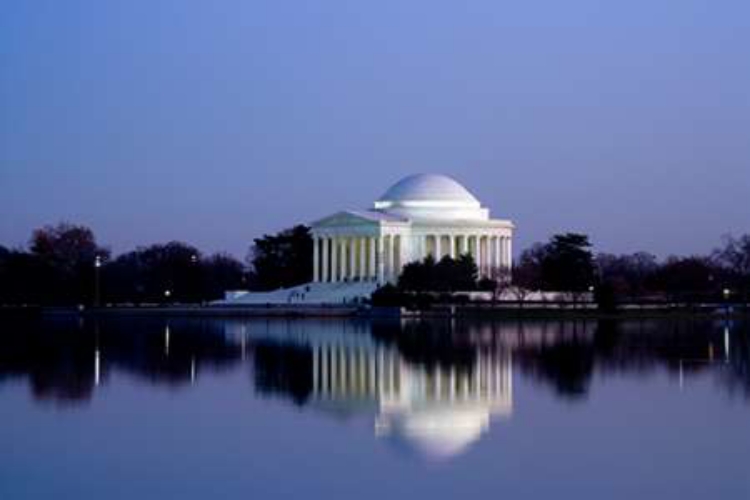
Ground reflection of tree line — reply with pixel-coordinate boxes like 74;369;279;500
515;319;750;398
0;317;241;403
0;317;749;405
253;343;312;405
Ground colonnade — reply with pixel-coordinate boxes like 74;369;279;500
312;235;397;283
312;233;512;283
419;234;512;278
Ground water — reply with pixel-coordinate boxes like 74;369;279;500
1;315;749;499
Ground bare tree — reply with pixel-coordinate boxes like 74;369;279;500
485;266;512;301
713;234;750;300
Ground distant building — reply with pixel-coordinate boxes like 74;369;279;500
311;173;515;283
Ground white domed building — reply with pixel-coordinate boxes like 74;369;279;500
310;173;514;284
220;174;514;305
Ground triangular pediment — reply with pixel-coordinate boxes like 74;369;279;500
310;211;383;228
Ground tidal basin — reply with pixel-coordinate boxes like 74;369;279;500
1;315;749;499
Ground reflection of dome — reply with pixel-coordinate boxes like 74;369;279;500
377;406;490;461
373;174;489;221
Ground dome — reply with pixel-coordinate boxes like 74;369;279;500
373;173;489;221
376;406;490;461
377;174;480;205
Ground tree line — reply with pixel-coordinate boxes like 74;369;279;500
0;222;312;306
1;222;749;306
375;232;750;307
513;233;750;306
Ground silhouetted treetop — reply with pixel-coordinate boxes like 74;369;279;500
30;222;109;274
249;225;312;291
398;254;478;292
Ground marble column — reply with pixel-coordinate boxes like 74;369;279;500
344;238;351;281
377;237;385;283
500;237;506;270
488;236;493;275
386;235;394;282
392;235;400;279
321;237;329;282
500;236;508;267
339;239;347;282
367;236;378;280
501;237;506;270
488;236;495;273
461;234;468;256
500;236;508;266
348;238;356;280
313;236;320;282
494;236;501;272
435;235;441;260
449;235;455;259
484;236;492;276
477;235;483;276
330;238;337;283
330;237;338;282
358;237;366;280
492;237;497;273
488;236;494;275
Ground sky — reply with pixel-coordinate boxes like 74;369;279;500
1;0;749;259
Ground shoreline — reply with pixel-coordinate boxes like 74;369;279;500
1;303;747;321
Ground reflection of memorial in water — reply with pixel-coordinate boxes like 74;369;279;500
232;319;513;460
316;344;512;459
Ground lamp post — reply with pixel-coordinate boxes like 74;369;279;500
190;254;199;303
721;288;732;316
723;288;731;316
94;255;102;308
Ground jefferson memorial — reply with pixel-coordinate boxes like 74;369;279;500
222;173;514;304
311;173;514;283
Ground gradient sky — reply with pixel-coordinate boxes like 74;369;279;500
1;1;749;259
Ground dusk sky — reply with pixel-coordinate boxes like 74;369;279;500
2;0;749;259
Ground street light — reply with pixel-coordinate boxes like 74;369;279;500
94;255;102;308
190;254;199;303
723;288;732;317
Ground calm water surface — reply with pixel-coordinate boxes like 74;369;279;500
1;315;749;499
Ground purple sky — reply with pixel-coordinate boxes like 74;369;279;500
1;1;749;259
